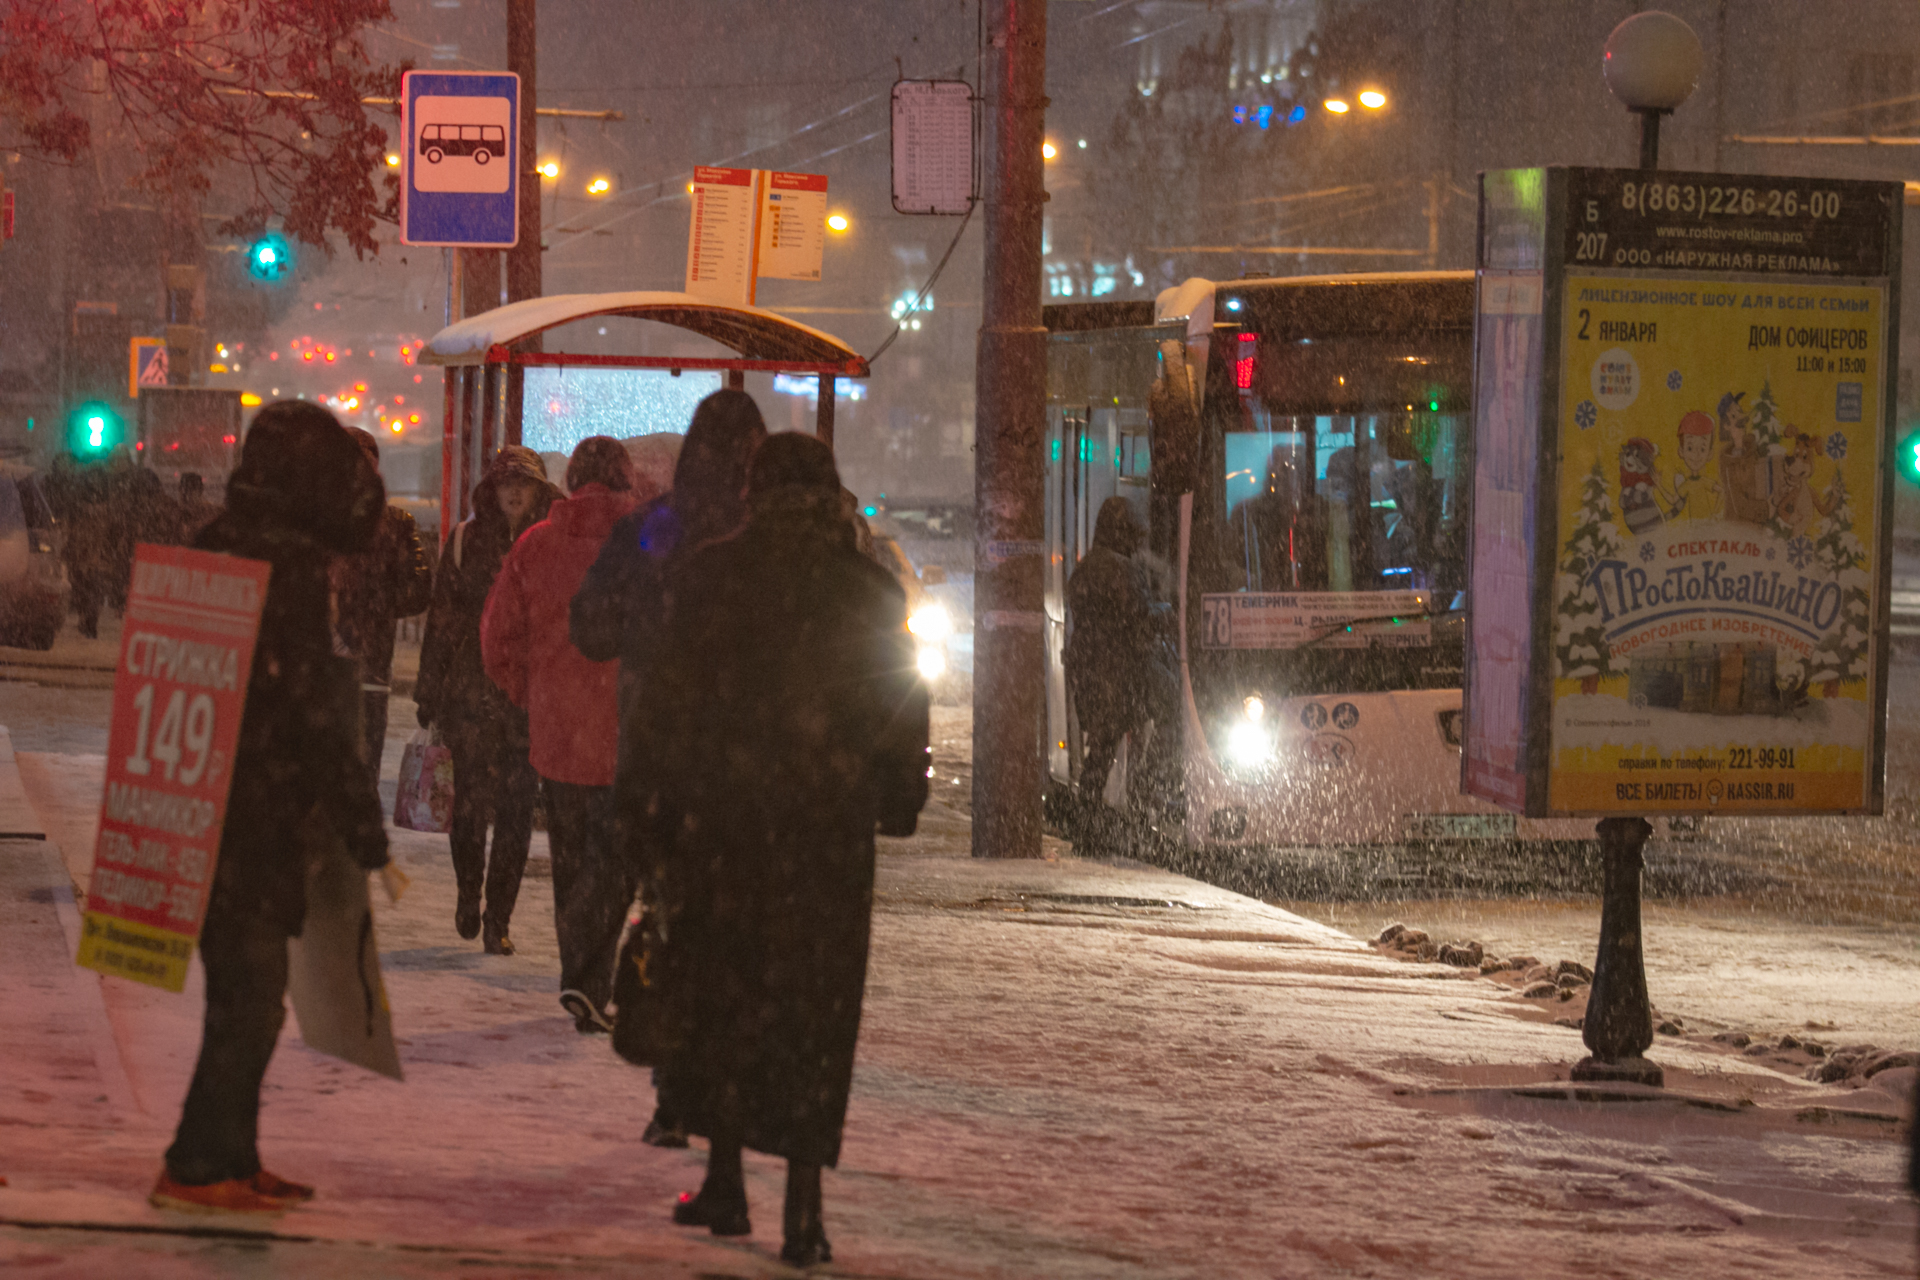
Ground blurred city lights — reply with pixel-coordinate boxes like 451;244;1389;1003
1323;98;1351;114
1041;141;1058;160
1359;89;1387;109
587;176;611;195
826;212;851;233
539;160;560;179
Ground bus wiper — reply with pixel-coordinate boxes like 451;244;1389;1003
1297;610;1437;648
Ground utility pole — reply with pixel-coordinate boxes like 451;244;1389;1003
504;0;539;447
972;0;1048;860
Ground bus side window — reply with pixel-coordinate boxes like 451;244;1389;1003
483;126;504;142
461;125;481;141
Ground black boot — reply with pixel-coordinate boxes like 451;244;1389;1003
672;1137;749;1236
455;895;481;941
780;1161;830;1266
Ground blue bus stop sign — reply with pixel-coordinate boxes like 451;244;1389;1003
401;70;520;247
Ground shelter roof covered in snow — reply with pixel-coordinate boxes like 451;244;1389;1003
419;291;868;374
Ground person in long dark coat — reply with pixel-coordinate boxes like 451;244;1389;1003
573;389;765;1144
572;389;767;731
151;401;397;1214
332;429;433;787
1065;497;1163;808
415;446;559;953
635;432;928;1266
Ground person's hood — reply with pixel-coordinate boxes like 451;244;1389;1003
469;445;561;540
227;402;385;554
547;482;637;541
1091;496;1141;556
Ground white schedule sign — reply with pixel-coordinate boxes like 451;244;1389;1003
685;166;757;305
757;171;827;281
892;80;973;215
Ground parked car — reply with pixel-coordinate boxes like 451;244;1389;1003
0;462;68;650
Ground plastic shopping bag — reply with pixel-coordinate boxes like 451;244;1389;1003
393;728;454;833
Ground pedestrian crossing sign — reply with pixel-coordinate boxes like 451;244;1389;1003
129;337;168;398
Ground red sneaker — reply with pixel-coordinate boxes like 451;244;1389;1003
149;1171;287;1215
252;1170;314;1202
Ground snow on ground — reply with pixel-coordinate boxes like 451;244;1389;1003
0;642;1916;1275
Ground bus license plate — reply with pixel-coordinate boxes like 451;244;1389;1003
1403;813;1516;842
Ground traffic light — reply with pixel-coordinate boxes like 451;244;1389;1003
1899;431;1920;486
247;233;293;282
68;401;124;457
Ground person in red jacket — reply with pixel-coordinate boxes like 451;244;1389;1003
481;437;640;1032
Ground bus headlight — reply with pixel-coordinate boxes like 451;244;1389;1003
908;603;952;640
1227;720;1274;767
916;645;946;681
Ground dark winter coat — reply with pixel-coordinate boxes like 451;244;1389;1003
330;505;432;686
414;447;558;740
634;488;928;1166
482;482;637;786
570;493;677;728
1065;498;1157;731
193;405;390;937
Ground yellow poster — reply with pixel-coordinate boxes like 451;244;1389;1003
1549;274;1885;814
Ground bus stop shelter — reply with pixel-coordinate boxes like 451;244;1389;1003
419;290;870;528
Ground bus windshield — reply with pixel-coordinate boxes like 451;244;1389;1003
1215;410;1467;602
1188;327;1472;701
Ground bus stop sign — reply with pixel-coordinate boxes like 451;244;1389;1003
401;70;520;248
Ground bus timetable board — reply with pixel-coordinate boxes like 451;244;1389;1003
1463;166;1902;818
76;545;267;990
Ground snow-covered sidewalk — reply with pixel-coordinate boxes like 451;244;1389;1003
1;745;1913;1277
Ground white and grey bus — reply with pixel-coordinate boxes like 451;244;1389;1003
1044;272;1584;851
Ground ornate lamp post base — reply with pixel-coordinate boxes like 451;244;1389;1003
1569;816;1664;1088
1571;1055;1665;1087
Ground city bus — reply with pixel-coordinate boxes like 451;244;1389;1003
1044;272;1585;851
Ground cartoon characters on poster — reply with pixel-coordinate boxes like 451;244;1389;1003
1564;375;1867;708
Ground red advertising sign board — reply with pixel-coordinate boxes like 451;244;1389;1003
76;544;269;991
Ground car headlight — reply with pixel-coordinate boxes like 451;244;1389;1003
916;645;946;681
908;603;951;640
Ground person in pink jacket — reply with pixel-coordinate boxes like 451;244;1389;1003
481;437;641;1031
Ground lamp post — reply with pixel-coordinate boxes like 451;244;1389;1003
1574;11;1704;1090
1603;11;1703;171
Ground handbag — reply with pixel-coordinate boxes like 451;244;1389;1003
393;727;455;833
611;904;672;1066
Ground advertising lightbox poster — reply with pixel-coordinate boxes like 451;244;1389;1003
77;545;269;990
1465;167;1901;818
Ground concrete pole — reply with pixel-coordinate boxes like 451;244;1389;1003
971;0;1048;860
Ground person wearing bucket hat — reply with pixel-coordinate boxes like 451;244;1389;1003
150;400;402;1215
416;446;561;955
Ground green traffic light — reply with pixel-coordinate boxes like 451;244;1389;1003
1901;432;1920;486
69;402;122;456
247;233;293;282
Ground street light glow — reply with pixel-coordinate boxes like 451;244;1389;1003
826;212;851;233
539;160;560;179
1323;98;1351;114
1041;141;1058;160
385;153;400;167
587;176;611;195
1359;89;1387;109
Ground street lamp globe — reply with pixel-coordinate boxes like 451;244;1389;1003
1603;10;1702;113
